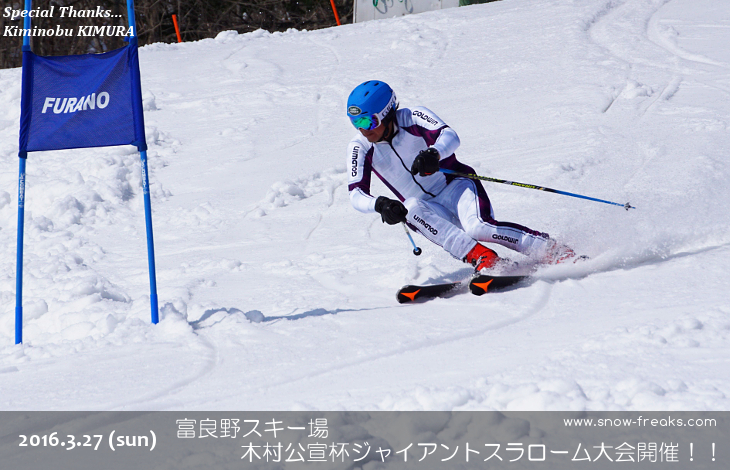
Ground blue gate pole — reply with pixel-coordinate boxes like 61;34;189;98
127;0;159;323
141;150;159;324
15;0;33;344
15;158;26;344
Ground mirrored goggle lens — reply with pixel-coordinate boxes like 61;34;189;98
351;114;380;130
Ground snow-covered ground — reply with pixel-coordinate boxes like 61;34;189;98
1;0;729;411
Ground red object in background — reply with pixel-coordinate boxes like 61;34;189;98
329;0;341;26
172;14;182;43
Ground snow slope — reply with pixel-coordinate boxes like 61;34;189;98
0;0;729;411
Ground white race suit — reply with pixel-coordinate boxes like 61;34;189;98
347;106;551;260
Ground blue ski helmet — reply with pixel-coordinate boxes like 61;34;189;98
347;81;397;130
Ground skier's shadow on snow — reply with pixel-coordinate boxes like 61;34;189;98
190;306;369;329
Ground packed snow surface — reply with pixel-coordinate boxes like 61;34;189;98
1;0;729;411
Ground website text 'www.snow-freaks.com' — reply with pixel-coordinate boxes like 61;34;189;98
564;416;718;428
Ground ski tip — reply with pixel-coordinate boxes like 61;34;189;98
469;275;528;295
397;286;422;304
396;282;461;303
469;278;494;296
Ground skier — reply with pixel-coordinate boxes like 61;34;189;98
345;80;575;271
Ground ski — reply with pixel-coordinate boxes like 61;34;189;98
396;281;462;303
397;274;530;303
468;274;528;295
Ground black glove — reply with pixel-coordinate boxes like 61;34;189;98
374;196;408;225
410;147;440;177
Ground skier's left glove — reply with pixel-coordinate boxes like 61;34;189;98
375;196;408;225
410;148;440;177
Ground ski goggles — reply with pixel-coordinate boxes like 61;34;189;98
349;113;381;131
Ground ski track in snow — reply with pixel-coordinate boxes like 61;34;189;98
242;283;554;393
1;0;729;411
589;0;730;119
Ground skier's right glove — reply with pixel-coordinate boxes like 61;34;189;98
410;147;441;177
375;196;408;225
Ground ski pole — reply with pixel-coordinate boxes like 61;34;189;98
402;222;422;256
439;168;635;210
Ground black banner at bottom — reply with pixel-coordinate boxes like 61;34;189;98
0;411;726;469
